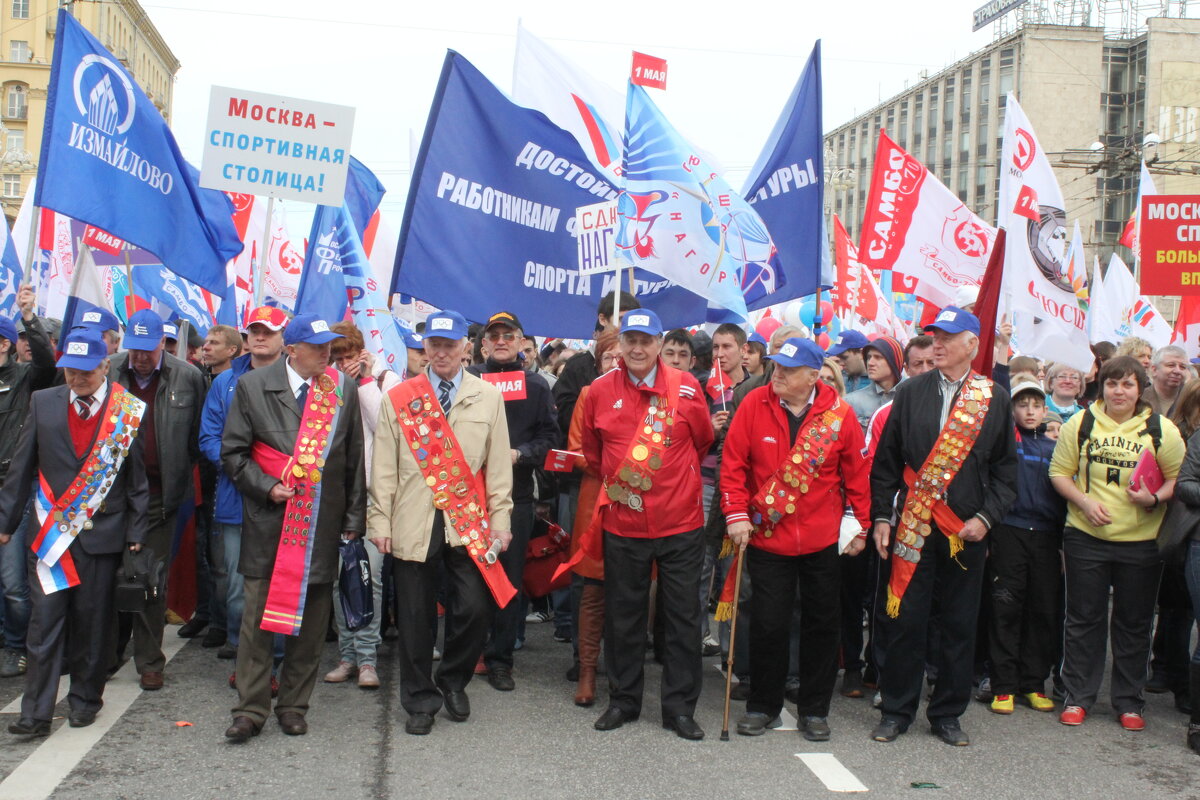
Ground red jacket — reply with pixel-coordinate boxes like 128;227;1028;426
720;381;871;556
580;359;714;538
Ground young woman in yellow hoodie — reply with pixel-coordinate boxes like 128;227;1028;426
1050;355;1186;732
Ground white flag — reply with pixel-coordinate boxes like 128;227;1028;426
1092;253;1172;348
999;94;1091;371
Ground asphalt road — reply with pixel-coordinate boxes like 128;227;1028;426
0;620;1196;800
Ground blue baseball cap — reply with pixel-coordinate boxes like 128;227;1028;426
123;309;165;350
402;328;423;350
825;329;870;357
620;309;663;337
163;322;179;340
75;308;120;334
56;328;108;370
767;337;825;370
423;310;469;340
925;305;981;336
747;331;767;348
0;317;16;344
284;313;340;345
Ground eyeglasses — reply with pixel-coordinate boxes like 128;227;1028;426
486;331;518;342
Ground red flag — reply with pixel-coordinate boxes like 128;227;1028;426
706;363;731;401
1172;295;1200;361
630;52;667;89
83;224;125;256
971;229;1006;378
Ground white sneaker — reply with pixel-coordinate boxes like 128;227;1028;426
324;661;356;683
432;647;442;661
872;691;883;709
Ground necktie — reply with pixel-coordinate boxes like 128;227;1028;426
75;395;92;420
296;381;309;411
438;379;453;414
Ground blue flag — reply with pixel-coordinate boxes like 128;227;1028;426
743;41;828;304
0;215;22;319
131;265;215;335
345;157;386;237
394;51;709;338
35;9;242;294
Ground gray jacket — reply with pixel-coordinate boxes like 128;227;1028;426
109;351;205;510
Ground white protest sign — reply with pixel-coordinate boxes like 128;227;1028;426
576;200;618;275
200;86;355;203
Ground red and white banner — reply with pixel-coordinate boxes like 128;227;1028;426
224;192;303;318
833;214;908;341
630;51;668;90
82;225;124;256
1138;194;1200;296
1119;161;1157;252
857;131;993;309
481;370;527;401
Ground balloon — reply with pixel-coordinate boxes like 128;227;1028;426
816;332;831;350
781;300;806;329
756;316;783;340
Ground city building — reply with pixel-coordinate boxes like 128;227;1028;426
0;0;178;222
825;5;1200;298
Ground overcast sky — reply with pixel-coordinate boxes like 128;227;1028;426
143;0;1006;236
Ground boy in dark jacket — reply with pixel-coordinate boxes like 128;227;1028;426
986;378;1066;715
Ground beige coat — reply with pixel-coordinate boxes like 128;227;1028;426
368;371;513;561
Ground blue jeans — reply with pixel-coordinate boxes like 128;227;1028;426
1185;540;1200;666
218;523;246;648
0;499;31;651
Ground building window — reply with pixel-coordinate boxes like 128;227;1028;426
10;0;27;18
9;41;29;62
5;127;22;152
2;174;20;197
5;84;25;118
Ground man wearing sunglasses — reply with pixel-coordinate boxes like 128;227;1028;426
470;311;560;691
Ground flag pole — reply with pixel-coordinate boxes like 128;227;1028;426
177;319;191;363
21;205;40;285
253;195;275;307
122;249;135;319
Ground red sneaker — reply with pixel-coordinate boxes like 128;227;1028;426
1119;712;1145;731
1059;705;1087;726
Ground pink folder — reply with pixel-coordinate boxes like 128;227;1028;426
1129;449;1165;496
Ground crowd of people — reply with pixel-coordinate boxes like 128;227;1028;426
0;286;1196;757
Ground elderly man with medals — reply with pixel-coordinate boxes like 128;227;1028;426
220;314;366;742
570;309;714;740
0;327;148;735
719;337;871;741
869;306;1017;747
368;310;515;737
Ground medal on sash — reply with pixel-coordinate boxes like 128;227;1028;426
602;368;682;513
885;374;992;618
256;368;345;636
387;375;517;609
31;385;145;594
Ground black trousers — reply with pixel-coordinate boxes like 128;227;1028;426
986;525;1062;695
1060;527;1162;714
877;529;986;726
1149;560;1194;695
747;544;840;718
23;545;119;722
603;528;702;720
839;549;869;673
393;518;496;716
483;501;533;670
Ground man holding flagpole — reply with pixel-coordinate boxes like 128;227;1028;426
220;314;365;741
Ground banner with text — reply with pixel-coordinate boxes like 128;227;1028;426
1138;195;1200;295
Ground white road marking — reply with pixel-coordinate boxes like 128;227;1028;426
0;635;189;800
796;753;869;793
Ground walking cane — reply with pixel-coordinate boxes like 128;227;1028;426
719;544;747;741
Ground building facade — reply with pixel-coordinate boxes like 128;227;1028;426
0;0;178;222
825;16;1200;285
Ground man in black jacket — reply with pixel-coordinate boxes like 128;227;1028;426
869;306;1017;747
471;310;559;691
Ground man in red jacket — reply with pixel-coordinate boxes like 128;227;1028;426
721;337;871;741
580;309;715;740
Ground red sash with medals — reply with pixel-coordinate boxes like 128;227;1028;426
386;375;516;609
715;401;845;620
253;367;345;636
553;367;682;582
885;373;992;618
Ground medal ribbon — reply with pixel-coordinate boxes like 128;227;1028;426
387;375;516;609
885;373;992;618
31;385;145;594
259;367;344;636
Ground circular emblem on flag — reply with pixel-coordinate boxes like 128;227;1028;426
72;54;137;137
1012;128;1037;171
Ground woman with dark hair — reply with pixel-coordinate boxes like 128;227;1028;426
1166;378;1200;753
1050;356;1187;731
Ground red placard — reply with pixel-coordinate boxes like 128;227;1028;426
481;370;527;400
83;225;125;256
1139;195;1200;295
543;449;582;473
631;52;668;90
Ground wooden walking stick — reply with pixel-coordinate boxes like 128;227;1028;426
719;544;747;741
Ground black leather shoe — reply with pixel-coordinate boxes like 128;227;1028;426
68;710;97;728
565;663;579;682
730;681;753;701
735;712;781;736
277;711;308;736
594;706;638;731
442;689;470;721
799;715;831;741
871;716;908;742
663;715;705;741
224;716;260;742
8;718;49;736
201;627;227;648
487;665;515;692
930;718;969;746
406;712;435;735
177;617;208;638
